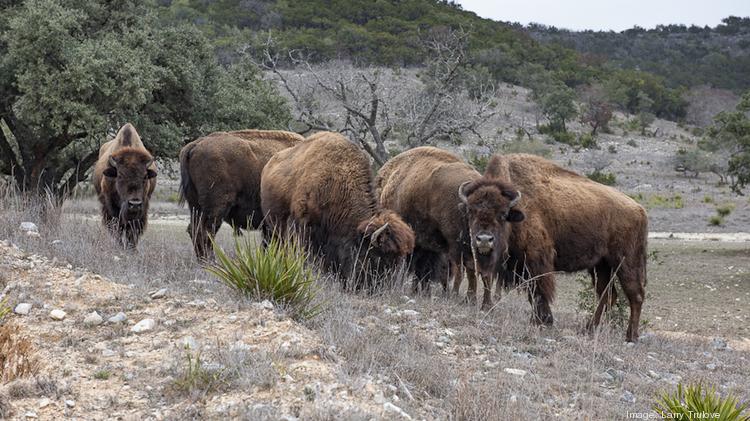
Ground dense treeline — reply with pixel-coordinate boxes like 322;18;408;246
153;0;688;120
529;17;750;93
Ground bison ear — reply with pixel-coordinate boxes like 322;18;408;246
506;209;525;223
146;169;157;179
103;167;117;178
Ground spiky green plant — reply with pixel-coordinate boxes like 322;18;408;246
206;235;323;320
0;298;9;324
653;383;750;421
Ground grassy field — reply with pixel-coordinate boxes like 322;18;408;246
1;198;749;419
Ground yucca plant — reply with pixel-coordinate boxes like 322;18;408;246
653;383;750;421
206;235;323;320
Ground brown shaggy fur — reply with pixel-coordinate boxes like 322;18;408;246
178;130;304;260
376;147;524;309
93;123;157;248
485;153;648;342
261;131;415;287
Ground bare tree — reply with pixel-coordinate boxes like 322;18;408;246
251;29;498;165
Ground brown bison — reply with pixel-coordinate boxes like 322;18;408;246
93;123;157;248
178;130;304;259
486;153;648;342
376;147;524;309
261;132;415;287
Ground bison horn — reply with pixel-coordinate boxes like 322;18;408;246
509;191;522;208
108;156;117;168
458;181;471;205
370;223;389;244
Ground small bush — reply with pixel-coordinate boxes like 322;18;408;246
586;170;617;186
626;139;638;147
468;154;490;173
653;383;750;421
716;204;734;218
207;235;323;320
579;133;598;149
703;196;714;204
500;138;553;158
93;370;111;380
172;350;225;395
607;145;617;154
709;215;724;226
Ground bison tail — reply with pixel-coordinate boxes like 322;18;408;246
178;142;197;207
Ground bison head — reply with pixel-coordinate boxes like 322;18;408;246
458;179;524;278
103;147;157;222
354;210;416;285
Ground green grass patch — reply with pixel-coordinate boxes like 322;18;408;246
93;369;111;380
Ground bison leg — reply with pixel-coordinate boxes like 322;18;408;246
480;274;494;311
527;273;554;326
587;263;617;332
465;268;478;306
451;262;463;297
189;210;219;261
618;265;645;342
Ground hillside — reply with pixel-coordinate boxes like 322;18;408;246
528;17;750;93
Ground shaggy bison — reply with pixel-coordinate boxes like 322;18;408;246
261;132;415;287
486;153;648;342
178;130;304;259
93;123;157;248
376;147;524;309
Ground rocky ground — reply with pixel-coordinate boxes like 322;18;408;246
1;227;749;419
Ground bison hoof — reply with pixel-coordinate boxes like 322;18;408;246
481;300;494;311
532;313;554;326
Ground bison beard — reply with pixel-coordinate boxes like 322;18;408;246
260;132;415;290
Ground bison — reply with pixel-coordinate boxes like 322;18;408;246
178;130;304;259
485;153;648;342
376;147;524;309
93;123;157;248
260;131;415;288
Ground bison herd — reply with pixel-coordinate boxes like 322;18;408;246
94;124;648;341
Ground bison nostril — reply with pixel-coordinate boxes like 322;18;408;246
475;234;494;244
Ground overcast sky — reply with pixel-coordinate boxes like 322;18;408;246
456;0;750;31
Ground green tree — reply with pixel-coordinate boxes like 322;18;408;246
706;92;750;192
0;0;290;202
537;80;577;132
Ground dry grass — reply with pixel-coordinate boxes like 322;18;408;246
0;323;39;383
1;188;749;419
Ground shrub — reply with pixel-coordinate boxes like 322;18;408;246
468;154;490;173
578;133;599;149
709;215;724;226
0;298;9;323
653;383;750;421
172;350;225;395
500;138;553;158
703;196;714;203
207;235;323;320
608;145;617;154
586;170;617;186
716;204;734;218
626;139;638;147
